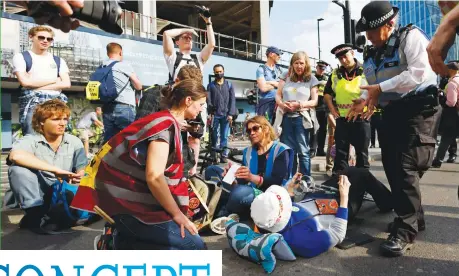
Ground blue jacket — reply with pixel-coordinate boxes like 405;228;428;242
207;80;236;117
279;199;348;258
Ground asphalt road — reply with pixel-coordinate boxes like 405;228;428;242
2;157;459;275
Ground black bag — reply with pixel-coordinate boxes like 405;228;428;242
136;85;165;120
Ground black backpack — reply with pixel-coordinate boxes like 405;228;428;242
168;52;200;84
135;85;165;120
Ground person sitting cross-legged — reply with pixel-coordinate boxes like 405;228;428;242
204;116;294;234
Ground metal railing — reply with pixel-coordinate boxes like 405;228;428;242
120;9;320;67
50;43;102;83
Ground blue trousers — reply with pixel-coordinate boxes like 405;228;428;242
211;116;230;157
280;116;311;176
204;165;256;219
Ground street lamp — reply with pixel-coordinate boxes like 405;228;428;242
317;18;324;60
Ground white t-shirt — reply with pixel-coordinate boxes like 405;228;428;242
12;50;70;94
164;51;204;81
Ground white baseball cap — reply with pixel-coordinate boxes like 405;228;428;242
250;185;292;233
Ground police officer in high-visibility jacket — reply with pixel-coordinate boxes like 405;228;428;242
310;60;330;157
349;1;441;257
324;44;370;175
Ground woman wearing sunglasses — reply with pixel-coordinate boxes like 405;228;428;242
273;51;319;176
205;116;294;234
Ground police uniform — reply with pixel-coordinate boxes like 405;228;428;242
370;107;383;148
310;60;330;157
357;1;442;256
324;44;370;173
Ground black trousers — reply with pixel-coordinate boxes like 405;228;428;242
318;167;393;222
435;107;459;161
333;117;371;172
379;98;442;242
310;110;328;153
370;112;383;146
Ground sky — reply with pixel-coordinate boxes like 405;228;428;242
268;0;371;68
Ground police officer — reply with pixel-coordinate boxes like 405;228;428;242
323;44;370;174
350;1;441;257
310;60;330;157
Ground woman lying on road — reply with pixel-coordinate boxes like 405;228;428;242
204;116;294;234
71;79;208;250
225;167;393;263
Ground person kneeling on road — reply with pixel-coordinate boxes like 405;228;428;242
71;80;208;250
204;116;294;234
7;99;87;234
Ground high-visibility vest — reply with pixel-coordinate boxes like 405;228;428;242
242;141;294;187
71;110;189;224
331;68;368;117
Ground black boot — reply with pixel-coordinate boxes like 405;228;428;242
380;235;413;257
446;155;457;163
431;158;442;168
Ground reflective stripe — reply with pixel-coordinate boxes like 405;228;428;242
245;146;252;167
331;69;366;116
164;176;186;186
126;117;172;142
102;182;190;206
103;151;146;181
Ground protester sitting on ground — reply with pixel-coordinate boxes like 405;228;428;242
233;166;392;259
75;107;104;157
7;99;87;234
71;79;208;250
204;116;294;234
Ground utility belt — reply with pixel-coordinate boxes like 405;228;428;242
383;85;440;118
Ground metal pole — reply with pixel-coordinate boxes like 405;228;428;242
344;0;351;44
317;19;323;60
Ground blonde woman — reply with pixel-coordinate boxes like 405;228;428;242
275;51;319;176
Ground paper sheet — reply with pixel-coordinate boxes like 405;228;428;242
222;164;241;185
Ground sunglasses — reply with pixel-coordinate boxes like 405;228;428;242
246;125;261;135
37;36;54;42
180;36;192;41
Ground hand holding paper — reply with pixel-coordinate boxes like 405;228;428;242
222;163;241;185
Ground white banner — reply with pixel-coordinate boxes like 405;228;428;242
0;250;222;276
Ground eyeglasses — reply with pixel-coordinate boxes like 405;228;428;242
180;36;192;41
246;125;261;135
37;36;54;42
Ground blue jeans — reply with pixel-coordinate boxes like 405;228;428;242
103;103;136;142
204;165;256;219
113;215;206;250
280;116;311;176
211;116;230;157
8;165;55;209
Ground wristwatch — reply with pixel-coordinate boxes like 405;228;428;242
206;22;212;26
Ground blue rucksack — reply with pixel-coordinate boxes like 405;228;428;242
86;61;129;104
48;179;95;228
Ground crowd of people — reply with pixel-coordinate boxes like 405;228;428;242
4;0;459;269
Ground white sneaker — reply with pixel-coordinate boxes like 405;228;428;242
210;214;240;235
93;235;101;250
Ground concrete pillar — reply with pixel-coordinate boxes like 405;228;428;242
138;0;157;39
259;0;270;61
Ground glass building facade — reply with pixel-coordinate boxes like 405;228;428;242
390;0;459;61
